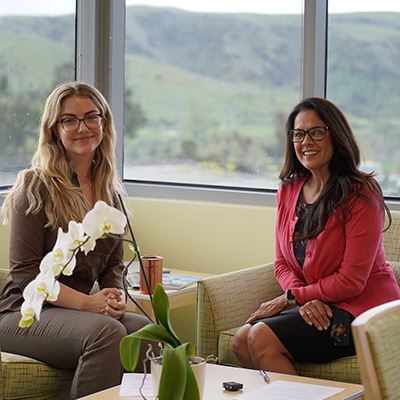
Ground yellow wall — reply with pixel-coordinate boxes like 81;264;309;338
0;222;10;267
125;197;277;274
125;197;277;345
0;197;277;346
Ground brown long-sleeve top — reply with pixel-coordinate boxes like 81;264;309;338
0;182;125;313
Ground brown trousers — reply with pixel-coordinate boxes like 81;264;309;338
0;306;154;399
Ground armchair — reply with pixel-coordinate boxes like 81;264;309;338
352;299;400;400
0;267;74;400
0;269;104;400
196;210;400;384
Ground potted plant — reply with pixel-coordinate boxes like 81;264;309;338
120;283;205;400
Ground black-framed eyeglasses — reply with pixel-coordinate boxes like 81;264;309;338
57;114;103;132
287;126;329;143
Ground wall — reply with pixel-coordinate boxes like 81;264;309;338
0;222;10;268
125;197;276;274
125;197;277;345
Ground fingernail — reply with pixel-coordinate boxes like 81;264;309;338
104;304;107;308
101;310;105;314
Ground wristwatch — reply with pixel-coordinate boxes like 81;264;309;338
286;289;296;307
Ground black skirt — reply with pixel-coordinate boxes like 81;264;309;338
250;307;355;363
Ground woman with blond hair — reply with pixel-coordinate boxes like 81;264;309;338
0;82;151;399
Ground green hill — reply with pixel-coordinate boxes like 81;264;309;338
1;7;400;190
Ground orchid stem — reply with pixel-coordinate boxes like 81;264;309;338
117;194;159;325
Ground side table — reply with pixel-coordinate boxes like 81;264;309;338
126;269;213;320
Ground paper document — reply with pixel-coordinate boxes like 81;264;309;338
119;373;153;396
235;380;345;400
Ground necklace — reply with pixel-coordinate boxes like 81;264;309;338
76;172;92;179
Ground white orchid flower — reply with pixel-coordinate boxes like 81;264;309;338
82;200;127;241
83;236;96;255
53;227;74;265
68;221;86;250
39;246;77;277
19;292;43;327
39;252;60;276
68;220;96;255
25;270;60;301
19;199;128;328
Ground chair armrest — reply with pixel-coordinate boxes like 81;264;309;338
196;262;284;359
383;210;400;263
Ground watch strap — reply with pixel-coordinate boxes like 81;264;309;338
286;289;296;307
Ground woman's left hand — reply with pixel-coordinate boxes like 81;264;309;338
299;299;333;331
102;288;126;320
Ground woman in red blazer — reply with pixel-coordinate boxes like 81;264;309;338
232;97;400;374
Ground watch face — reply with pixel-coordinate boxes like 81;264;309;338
287;290;295;300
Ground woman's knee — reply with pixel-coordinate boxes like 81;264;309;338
232;324;251;355
247;323;289;359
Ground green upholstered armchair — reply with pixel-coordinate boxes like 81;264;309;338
352;298;400;400
196;210;400;384
0;269;101;400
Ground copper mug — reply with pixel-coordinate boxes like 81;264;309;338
140;255;163;294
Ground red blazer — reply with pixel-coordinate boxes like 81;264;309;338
275;176;400;318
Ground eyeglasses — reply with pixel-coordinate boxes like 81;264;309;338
287;126;329;143
57;114;103;132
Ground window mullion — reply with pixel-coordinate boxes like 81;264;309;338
302;0;328;99
75;0;125;178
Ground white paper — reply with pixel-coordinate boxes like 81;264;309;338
235;380;345;400
119;373;153;396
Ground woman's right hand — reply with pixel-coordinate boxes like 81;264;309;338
246;294;287;324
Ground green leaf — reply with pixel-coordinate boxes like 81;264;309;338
120;336;141;372
183;342;196;357
120;323;181;371
158;346;187;400
182;357;200;400
124;322;180;347
152;284;181;345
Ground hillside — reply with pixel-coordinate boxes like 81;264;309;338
1;7;400;191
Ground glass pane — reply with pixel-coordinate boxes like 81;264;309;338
327;1;400;197
124;1;303;189
0;0;75;186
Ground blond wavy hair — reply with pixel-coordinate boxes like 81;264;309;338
2;81;125;230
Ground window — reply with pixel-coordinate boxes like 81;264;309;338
0;0;75;187
124;1;303;190
327;1;400;197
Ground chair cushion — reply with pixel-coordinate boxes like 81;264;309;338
218;327;362;384
292;356;361;384
218;328;240;367
2;352;74;400
389;261;400;286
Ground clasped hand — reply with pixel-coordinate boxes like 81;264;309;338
93;288;126;320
